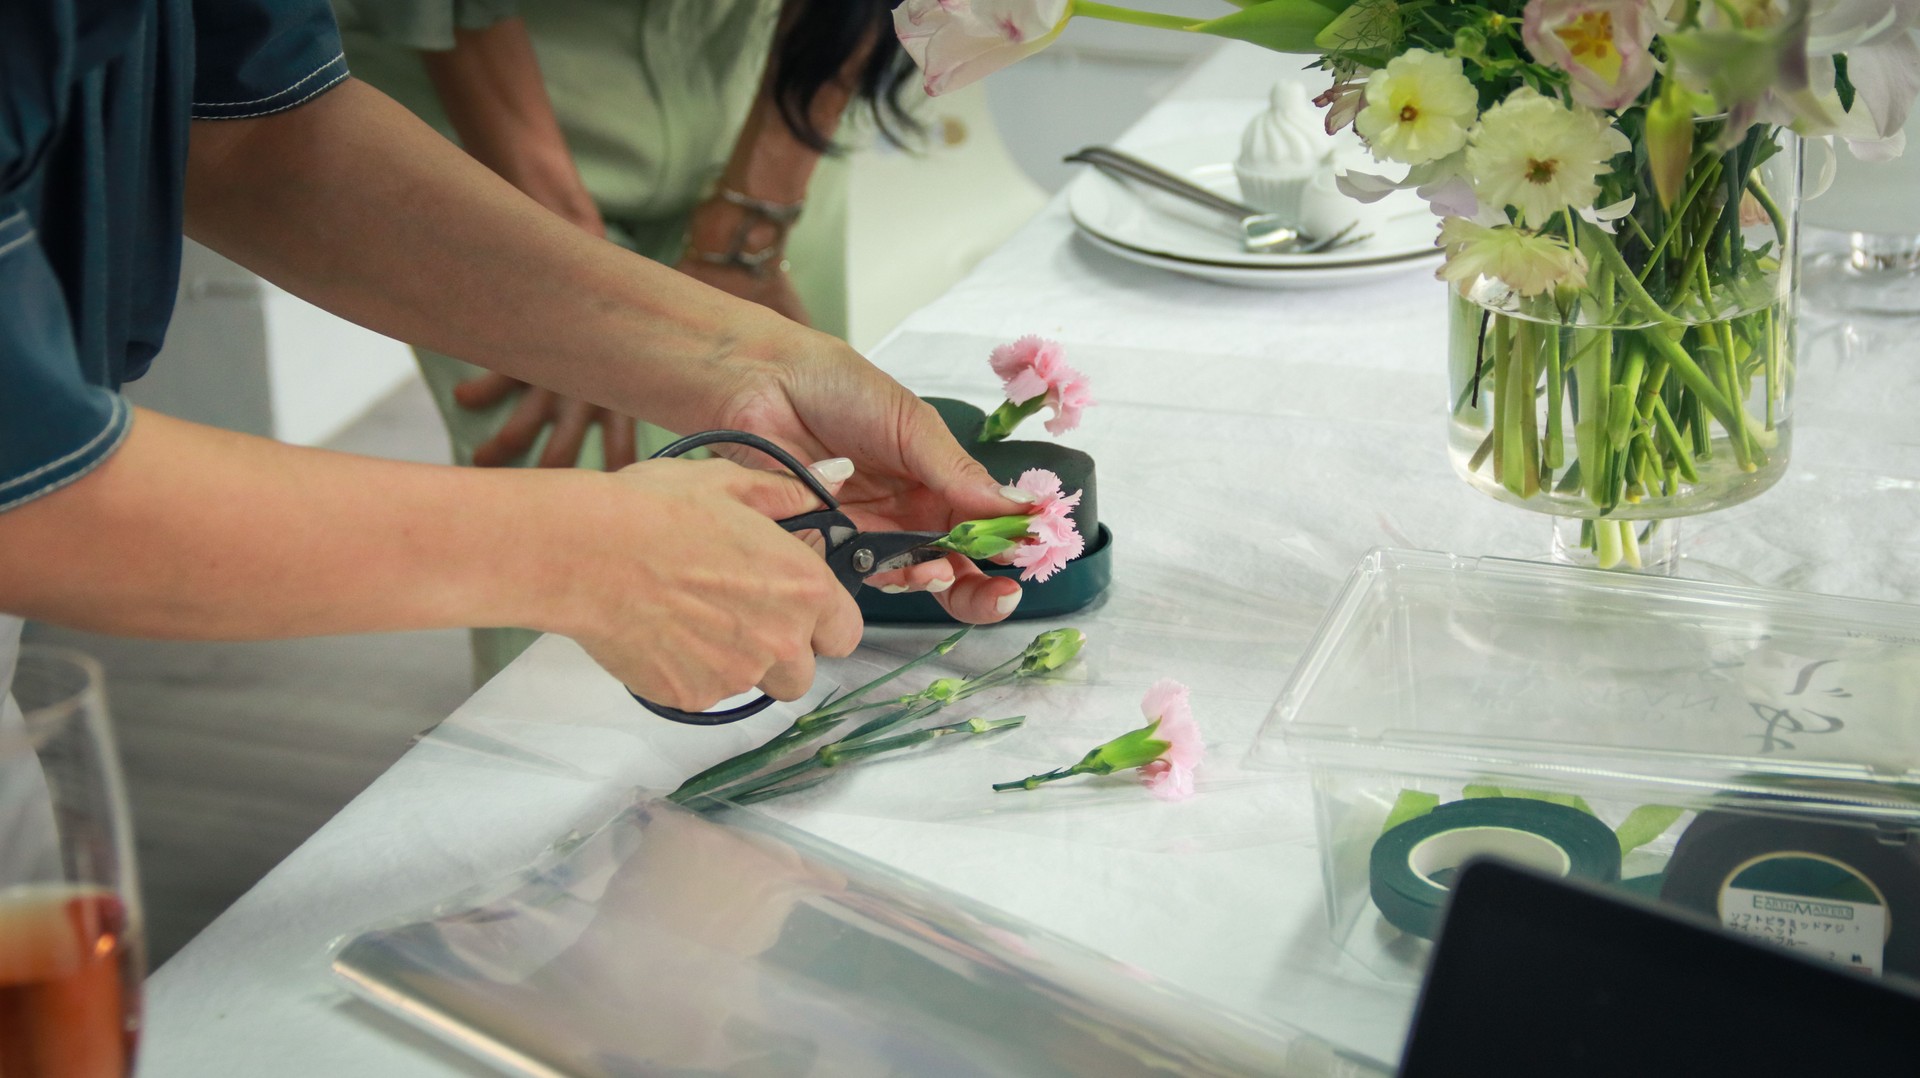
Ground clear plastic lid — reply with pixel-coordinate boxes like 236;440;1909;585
1254;549;1920;817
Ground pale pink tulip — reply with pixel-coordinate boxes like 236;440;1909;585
893;0;1071;97
1009;468;1084;582
988;335;1094;435
1521;0;1658;110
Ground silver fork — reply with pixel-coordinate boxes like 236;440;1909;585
1065;146;1369;255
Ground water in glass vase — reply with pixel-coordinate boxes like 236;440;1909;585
1445;119;1801;570
0;886;139;1078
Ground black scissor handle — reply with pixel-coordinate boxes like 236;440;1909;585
631;430;839;726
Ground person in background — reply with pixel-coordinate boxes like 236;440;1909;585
331;0;910;681
0;0;1030;719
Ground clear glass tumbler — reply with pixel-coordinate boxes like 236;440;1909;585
1803;148;1920;316
0;647;144;1077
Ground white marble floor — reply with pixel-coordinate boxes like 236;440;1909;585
24;381;472;967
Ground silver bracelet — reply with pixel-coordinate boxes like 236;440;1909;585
687;187;802;278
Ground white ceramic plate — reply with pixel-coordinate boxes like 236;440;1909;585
1075;229;1442;290
1066;136;1443;282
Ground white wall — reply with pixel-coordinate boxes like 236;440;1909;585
125;241;417;446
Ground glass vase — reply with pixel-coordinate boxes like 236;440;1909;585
1447;122;1802;571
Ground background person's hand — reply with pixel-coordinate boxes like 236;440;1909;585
566;456;864;710
453;372;641;470
704;327;1039;625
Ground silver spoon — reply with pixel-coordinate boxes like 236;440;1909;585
1065;145;1310;253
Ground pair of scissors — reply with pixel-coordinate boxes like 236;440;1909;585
632;430;947;726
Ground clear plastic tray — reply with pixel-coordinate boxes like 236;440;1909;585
1251;548;1920;985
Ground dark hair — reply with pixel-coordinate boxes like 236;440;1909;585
769;1;920;153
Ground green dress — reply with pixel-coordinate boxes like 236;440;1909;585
333;0;851;682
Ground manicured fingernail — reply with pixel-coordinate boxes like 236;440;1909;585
810;457;856;484
999;485;1038;504
878;584;909;594
926;577;953;594
995;589;1023;616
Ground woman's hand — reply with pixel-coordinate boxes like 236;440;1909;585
453;372;641;470
562;457;864;710
703;326;1036;625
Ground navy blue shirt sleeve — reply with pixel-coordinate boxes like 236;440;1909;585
0;2;132;515
0;210;131;514
191;0;351;119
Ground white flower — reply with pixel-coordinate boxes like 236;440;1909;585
1465;88;1631;227
892;0;1071;97
1354;49;1481;165
1436;217;1590;297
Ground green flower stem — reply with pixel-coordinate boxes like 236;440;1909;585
1634;157;1723;288
824;716;1026;766
1581;221;1745;455
1764;306;1778;431
1650;397;1701;482
1545;325;1566;472
992;764;1093;793
1491;317;1509;489
1746;177;1789;248
795;627;972;733
978;396;1047;443
709;715;1026;806
667;629;971;803
1070;1;1198;31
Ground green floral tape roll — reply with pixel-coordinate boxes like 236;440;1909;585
1370;797;1624;939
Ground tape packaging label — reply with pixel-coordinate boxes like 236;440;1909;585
1721;888;1887;976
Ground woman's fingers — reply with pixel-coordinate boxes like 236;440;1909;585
539;398;595;468
473;386;554;467
602;414;638;471
452;370;524;410
933;556;1023;624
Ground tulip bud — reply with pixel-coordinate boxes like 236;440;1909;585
1646;79;1695;211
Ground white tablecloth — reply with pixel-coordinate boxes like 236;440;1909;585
141;43;1920;1076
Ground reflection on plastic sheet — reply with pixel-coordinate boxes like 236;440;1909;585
334;798;1383;1078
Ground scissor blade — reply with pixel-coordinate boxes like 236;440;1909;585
842;531;949;579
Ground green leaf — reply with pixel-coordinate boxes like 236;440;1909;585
1381;789;1440;833
1189;0;1341;53
1834;53;1857;115
1313;0;1400;56
1615;804;1686;856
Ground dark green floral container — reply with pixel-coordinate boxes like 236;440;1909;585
857;397;1112;624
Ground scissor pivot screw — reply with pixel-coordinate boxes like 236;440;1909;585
853;548;876;573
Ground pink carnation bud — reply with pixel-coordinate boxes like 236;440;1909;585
989;335;1094;436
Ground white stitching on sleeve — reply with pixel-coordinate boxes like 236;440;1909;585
191;70;349;121
0;229;34;262
0;396;130;496
0;398;133;512
191;52;345;107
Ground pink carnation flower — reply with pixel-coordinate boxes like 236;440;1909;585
1008;468;1084;582
1136;678;1202;802
989;335;1094;436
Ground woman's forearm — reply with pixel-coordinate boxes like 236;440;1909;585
0;408;590;639
181;78;802;431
